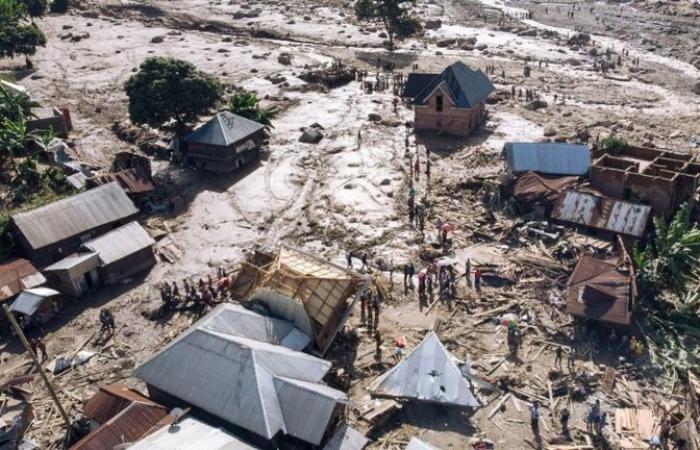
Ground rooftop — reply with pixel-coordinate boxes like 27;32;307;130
505;142;592;175
184;111;265;147
413;61;494;109
84;221;155;266
0;258;45;302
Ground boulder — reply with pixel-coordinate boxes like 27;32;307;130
278;53;292;65
692;80;700;95
151;35;165;44
368;113;382;122
424;19;442;30
300;128;324;144
436;38;456;48
524;100;548;111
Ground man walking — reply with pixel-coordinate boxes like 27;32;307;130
568;347;576;372
530;402;540;436
555;346;563;370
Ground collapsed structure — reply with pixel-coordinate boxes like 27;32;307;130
371;331;480;408
230;246;369;353
133;304;348;446
0;258;45;304
590;145;700;218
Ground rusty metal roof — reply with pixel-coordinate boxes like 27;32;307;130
0;258;45;302
71;401;169;450
87;168;154;195
551;190;651;238
83;384;157;424
12;182;138;251
567;255;634;325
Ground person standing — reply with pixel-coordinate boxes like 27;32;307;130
407;261;415;289
530;402;540;436
555;346;563;370
372;289;382;330
346;251;353;269
426;158;431;182
374;331;382;363
465;259;472;287
568;347;576;372
560;406;570;434
474;268;482;292
30;337;47;364
414;155;420;181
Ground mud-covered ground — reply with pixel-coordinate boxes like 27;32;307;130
1;0;699;448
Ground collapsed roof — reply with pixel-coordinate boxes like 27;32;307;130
512;171;579;208
230;246;369;353
371;331;480;408
133;304;347;445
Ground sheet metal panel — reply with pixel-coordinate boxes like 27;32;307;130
323;423;369;450
12;182;138;250
505;142;591;175
10;288;59;316
129;416;260;450
0;258;44;301
552;190;651;238
184;112;265;147
406;438;442;450
84;221;154;266
372;332;479;408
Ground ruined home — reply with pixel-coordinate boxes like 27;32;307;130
133;304;348;447
229;246;369;354
182;111;266;173
11;182;139;267
0;258;46;305
86;168;155;202
567;253;636;326
408;61;494;137
590;145;700;218
9;287;61;328
504;142;591;176
26;106;73;138
512;171;579;215
551;190;651;241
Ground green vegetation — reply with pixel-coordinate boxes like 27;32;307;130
0;0;47;67
125;57;221;133
49;0;68;12
354;0;421;49
227;90;278;131
632;203;700;389
19;0;47;18
0;214;16;261
600;135;627;154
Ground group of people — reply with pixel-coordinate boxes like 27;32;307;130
585;399;608;436
416;261;458;309
158;268;230;317
359;286;383;334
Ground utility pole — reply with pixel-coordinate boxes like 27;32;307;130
2;304;72;443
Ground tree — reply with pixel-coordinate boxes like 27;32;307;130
354;0;421;49
227;90;277;131
124;57;221;132
49;0;68;13
0;0;46;67
19;0;46;18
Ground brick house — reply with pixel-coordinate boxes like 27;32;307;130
407;61;495;137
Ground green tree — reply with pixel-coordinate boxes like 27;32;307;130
227;90;277;131
0;0;46;67
354;0;421;49
124;57;221;133
601;135;627;154
44;165;72;194
0;214;16;261
0;83;33;122
49;0;67;12
19;0;46;19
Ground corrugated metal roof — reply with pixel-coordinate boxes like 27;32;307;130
82;384;158;424
413;61;494;108
406;438;442;450
43;252;99;272
133;310;345;445
402;73;438;98
10;288;60;316
567;255;634;325
71;401;169;450
322;423;369;450
552;190;651;238
504;142;591;175
184;111;265;147
88;168;154;195
371;331;480;408
12;182;138;250
0;258;45;301
83;221;155;266
201;304;310;351
130;416;260;450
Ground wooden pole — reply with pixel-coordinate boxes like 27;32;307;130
2;304;72;441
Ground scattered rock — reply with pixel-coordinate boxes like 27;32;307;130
380;178;391;186
151;35;165;44
368;113;382;122
692;80;700;95
543;127;557;137
524;100;548;111
278;53;292;66
300;127;324;144
424;19;442;30
436;38;456;48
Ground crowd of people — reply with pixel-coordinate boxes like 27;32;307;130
157;268;231;317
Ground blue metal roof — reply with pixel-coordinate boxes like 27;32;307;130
413;61;494;108
504;142;591;175
402;73;438;98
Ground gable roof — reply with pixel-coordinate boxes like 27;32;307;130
413;61;494;108
371;331;479;408
82;383;158;425
83;221;154;266
505;142;592;175
402;73;439;98
12;182;138;251
133;310;346;445
0;258;45;302
10;288;60;316
183;111;265;147
567;255;634;325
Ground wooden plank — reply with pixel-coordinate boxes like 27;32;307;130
488;393;512;419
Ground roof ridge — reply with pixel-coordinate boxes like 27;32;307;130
251;351;286;437
13;182;119;218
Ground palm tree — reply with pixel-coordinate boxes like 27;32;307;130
227;90;278;131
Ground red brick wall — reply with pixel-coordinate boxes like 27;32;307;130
414;89;485;136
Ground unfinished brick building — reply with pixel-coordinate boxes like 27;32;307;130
590;145;700;218
407;61;494;137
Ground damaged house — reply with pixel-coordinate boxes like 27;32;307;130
230;246;369;354
0;376;34;449
0;258;46;305
407;61;494;137
11;182;139;267
567;251;637;326
590;145;700;218
133;304;348;447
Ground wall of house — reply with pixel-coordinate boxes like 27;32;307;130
14;215;138;268
625;172;676;217
99;247;156;285
186;134;263;173
414;90;485;136
590;166;627;198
